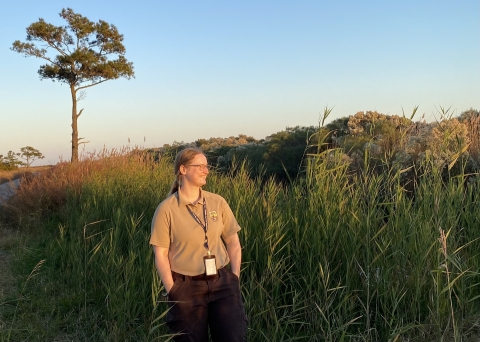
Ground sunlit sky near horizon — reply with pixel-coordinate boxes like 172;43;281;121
1;0;479;165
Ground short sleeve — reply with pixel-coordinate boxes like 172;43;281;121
150;202;171;248
220;197;241;239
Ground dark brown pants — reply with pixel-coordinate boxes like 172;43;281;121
166;267;248;342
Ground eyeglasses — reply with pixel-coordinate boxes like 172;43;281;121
185;164;210;171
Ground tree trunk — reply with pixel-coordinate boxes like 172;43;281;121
71;85;78;163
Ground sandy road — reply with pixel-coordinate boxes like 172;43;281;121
0;179;21;203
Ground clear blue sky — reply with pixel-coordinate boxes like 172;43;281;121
1;0;479;165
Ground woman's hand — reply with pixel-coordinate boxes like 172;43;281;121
164;282;174;293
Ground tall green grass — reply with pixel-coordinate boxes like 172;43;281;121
2;148;480;341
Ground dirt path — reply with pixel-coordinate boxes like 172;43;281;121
0;179;21;203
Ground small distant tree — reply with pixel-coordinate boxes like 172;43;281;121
19;146;45;168
12;8;135;162
0;151;24;170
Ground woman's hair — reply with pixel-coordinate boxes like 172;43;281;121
168;147;205;196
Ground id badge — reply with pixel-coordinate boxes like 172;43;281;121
203;255;217;276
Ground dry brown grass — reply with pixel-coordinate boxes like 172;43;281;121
0;166;53;185
464;115;480;162
2;148;159;226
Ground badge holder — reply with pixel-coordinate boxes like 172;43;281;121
204;252;217;276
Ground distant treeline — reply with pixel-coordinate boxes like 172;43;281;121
0;146;44;170
156;108;480;182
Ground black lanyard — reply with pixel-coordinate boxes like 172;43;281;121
186;198;210;253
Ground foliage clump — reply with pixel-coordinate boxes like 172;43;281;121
158;107;480;184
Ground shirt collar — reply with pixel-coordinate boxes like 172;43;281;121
177;188;205;207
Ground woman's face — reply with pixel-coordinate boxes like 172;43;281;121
181;153;209;188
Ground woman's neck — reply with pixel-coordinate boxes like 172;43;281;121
179;185;201;204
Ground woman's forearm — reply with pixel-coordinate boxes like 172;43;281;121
153;246;174;292
224;233;242;277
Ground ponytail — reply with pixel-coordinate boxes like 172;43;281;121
168;147;204;198
168;174;181;197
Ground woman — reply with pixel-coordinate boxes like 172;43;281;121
150;147;247;341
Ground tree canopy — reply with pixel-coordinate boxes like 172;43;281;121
0;151;23;170
12;8;134;162
0;146;46;170
19;146;45;168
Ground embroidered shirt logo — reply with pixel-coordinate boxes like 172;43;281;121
209;210;218;222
